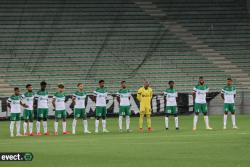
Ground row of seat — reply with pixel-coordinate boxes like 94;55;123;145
0;0;249;96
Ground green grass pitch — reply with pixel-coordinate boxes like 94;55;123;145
0;115;250;167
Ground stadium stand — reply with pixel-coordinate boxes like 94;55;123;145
0;0;249;96
143;0;250;88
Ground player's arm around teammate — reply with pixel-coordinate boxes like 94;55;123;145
94;80;109;133
72;83;91;135
21;84;35;136
192;76;212;131
164;81;179;130
8;87;28;137
116;81;132;132
35;81;49;136
52;84;70;135
221;78;238;129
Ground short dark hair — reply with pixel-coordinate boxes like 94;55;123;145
26;84;32;88
40;81;47;86
77;83;83;87
227;78;232;81
168;80;174;85
121;80;126;84
99;80;104;84
199;76;204;79
58;84;64;89
14;87;19;91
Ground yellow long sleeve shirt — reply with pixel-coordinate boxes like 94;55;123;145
137;87;153;107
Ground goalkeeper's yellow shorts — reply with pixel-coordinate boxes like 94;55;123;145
140;105;151;115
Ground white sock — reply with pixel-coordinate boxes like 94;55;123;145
10;121;15;135
72;119;77;133
223;114;227;127
175;117;179;128
126;116;130;130
36;121;41;133
204;116;209;128
119;116;123;130
102;119;106;130
54;121;58;133
231;115;236;127
62;121;67;133
29;122;33;133
193;115;198;128
23;122;28;134
43;121;47;133
83;120;88;132
95;119;99;131
16;121;21;135
165;117;169;128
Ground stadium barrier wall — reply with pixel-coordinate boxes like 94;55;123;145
1;92;250;119
0;92;231;120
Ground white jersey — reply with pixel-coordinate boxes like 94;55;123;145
21;92;35;110
35;90;49;109
73;91;87;109
221;86;236;104
117;89;131;106
53;92;66;110
164;88;178;106
94;87;108;107
7;95;22;113
193;84;209;104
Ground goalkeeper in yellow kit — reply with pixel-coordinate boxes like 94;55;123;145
137;81;153;132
